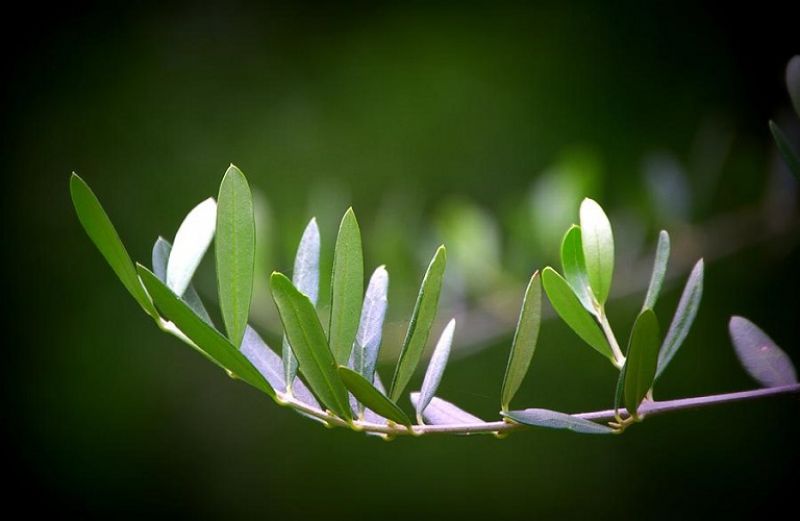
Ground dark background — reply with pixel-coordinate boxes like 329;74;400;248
3;1;799;517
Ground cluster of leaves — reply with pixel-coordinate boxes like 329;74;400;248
71;160;798;437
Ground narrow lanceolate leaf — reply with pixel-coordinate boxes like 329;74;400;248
656;259;704;379
579;198;614;304
338;367;411;426
153;237;212;325
542;267;614;363
623;309;660;417
241;325;320;407
729;316;798;388
138;265;273;397
502;409;614;435
166;198;217;297
270;273;351;420
410;393;485;426
329;208;364;365
561;225;596;315
70;174;158;319
501;271;542;411
642;230;670;311
769;121;800;180
352;266;389;383
416;319;456;423
283;218;321;391
216;165;255;348
389;246;447;402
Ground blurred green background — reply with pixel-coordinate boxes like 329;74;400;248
4;1;799;517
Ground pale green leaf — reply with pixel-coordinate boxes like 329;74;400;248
270;272;351;420
389;246;447;402
329;208;364;365
416;319;456;424
729;316;798;388
166;198;217;297
138;265;273;397
216;164;255;348
542;267;614;362
502;409;614;434
338;367;411;426
283;218;321;391
352;266;389;384
623;309;660;417
579;198;614;304
70;174;158;319
410;393;485;426
501;271;542;411
642;230;670;311
656;259;704;379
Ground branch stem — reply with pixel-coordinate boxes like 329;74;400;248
281;383;800;436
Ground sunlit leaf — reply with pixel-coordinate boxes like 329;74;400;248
656;259;704;379
166;198;217;297
389;246;447;402
769;121;800;180
623;309;660;417
416;319;456;423
729;316;798;388
502;409;614;434
270;272;351;420
410;393;485;426
352;266;389;384
152;237;212;325
579;198;614;304
560;225;596;314
283;218;321;391
216;165;255;348
501;271;542;411
138;265;273;397
542;267;614;363
338;367;411;426
642;230;670;311
70;174;158;319
329;208;364;365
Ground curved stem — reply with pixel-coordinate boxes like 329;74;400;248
282;383;800;436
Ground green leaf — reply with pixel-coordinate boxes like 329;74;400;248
138;265;273;397
152;237;212;325
338;367;411;426
560;225;596;314
283;218;321;391
769;121;800;180
352;266;389;384
501;271;542;411
410;393;486;426
579;198;614;304
642;230;670;311
416;318;456;424
541;267;614;362
389;246;447;402
70;174;158;319
729;316;798;388
270;272;352;420
216;164;255;348
329;208;364;365
786;55;800;118
623;309;660;417
166;198;217;297
502;409;614;435
656;259;704;379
